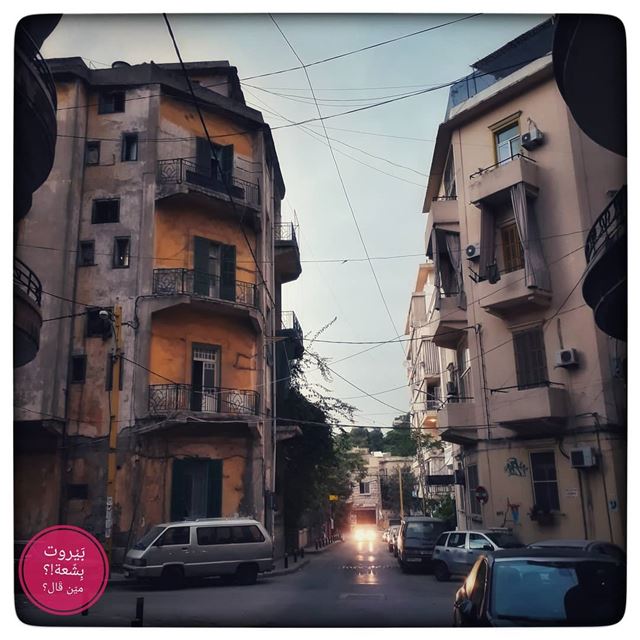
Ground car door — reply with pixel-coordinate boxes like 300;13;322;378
445;532;468;574
467;533;494;571
145;525;191;572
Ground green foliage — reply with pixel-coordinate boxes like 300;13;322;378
380;466;419;514
425;495;456;523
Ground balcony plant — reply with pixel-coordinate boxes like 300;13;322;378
528;504;555;526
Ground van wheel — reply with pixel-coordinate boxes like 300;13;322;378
235;564;258;585
161;565;185;589
434;561;450;582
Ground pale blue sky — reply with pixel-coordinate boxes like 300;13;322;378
41;13;549;427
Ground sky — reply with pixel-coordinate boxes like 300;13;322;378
38;12;551;428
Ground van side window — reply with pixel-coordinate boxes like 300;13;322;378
156;526;190;546
232;525;265;543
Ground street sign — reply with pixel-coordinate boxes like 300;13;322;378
475;486;489;504
105;496;113;538
427;474;455;486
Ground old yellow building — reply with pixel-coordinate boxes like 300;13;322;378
14;58;303;560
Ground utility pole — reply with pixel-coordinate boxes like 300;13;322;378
105;305;123;565
398;466;404;517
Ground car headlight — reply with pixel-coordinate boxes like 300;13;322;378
128;558;147;567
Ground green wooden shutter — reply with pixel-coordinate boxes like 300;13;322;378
171;459;188;521
191;358;203;411
219;244;236;302
193;236;210;296
220;145;234;180
206;459;223;517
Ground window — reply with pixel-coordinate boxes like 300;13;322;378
113;237;130;268
92;199;120;224
455;340;471;401
86;307;112;338
193;237;236;302
70;355;87;383
469;533;492;550
443;148;456;197
447;532;466;548
530;451;560;512
501;221;525;273
67;484;89;500
435;533;450;547
155;526;190;546
359;481;371;494
121;133;138;161
86;141;100;165
98;90;125;114
513;327;548;389
467;464;481;516
78;241;95;266
495;122;521;164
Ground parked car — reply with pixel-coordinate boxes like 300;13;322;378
387;525;400;553
453;548;625;626
396;516;449;572
123;517;274;587
382;528;390;543
527;539;625;563
432;530;524;581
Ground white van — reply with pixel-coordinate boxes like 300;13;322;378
123;517;274;587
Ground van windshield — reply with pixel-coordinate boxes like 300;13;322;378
132;526;164;550
405;521;447;541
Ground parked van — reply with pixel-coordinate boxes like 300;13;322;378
396;516;449;572
123;517;274;587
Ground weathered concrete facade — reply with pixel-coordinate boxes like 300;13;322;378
14;58;302;556
418;21;626;545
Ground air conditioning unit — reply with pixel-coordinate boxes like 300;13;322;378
521;128;544;150
570;447;598;469
465;243;481;260
555;348;579;368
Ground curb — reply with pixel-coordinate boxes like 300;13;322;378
303;539;343;554
267;558;311;577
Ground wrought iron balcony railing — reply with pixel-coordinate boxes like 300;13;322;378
16;27;57;109
157;158;260;209
274;222;299;243
14;257;42;306
149;384;259;416
279;310;302;335
585;186;626;265
152;268;258;308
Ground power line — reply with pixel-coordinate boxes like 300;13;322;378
269;15;407;361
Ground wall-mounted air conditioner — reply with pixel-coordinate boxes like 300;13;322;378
521;128;544;150
570;447;598;469
465;243;481;260
555;348;579;368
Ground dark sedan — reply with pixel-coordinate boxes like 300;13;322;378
453;548;625;626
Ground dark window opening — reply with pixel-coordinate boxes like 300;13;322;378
78;240;95;266
67;484;89;500
70;355;87;383
501;221;525;273
113;237;130;268
92;199;120;224
86;141;100;165
513;326;548;389
121;133;138;161
86;307;113;338
467;464;481;516
98;90;125;114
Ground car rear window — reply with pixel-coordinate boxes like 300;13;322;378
197;525;265;545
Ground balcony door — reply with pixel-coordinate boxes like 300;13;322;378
195;137;233;184
170;458;222;520
191;344;220;412
193;236;236;301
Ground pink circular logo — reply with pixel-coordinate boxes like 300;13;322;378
18;525;109;616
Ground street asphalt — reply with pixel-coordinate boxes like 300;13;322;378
15;533;462;627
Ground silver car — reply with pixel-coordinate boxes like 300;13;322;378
123;517;274;587
432;529;523;581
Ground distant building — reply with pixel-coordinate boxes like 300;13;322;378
14;57;303;560
418;19;625;544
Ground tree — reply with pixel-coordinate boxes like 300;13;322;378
368;428;385;452
382;427;416;457
348;426;370;450
380;466;419;515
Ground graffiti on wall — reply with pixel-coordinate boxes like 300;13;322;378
504;457;528;477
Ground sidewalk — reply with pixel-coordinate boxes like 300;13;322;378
107;539;343;584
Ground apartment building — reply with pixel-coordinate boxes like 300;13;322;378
14;58;303;557
405;263;456;506
420;19;626;545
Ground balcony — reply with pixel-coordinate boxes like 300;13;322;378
430;196;459;225
276;310;304;360
14;257;43;367
156;158;261;225
151;268;260;330
469;154;539;207
476;267;552;317
274;223;302;283
437;401;477;445
490;382;569;435
14;26;58;220
582;186;626;340
431;295;468;350
148;384;259;417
